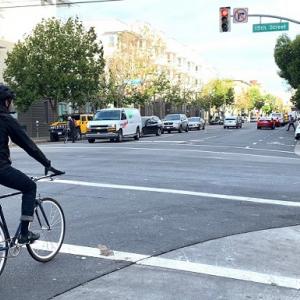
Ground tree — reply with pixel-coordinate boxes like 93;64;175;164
274;34;300;89
4;17;105;112
247;85;264;110
274;34;300;108
200;79;235;116
106;25;167;106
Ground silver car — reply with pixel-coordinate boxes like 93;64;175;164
188;117;205;130
163;114;189;133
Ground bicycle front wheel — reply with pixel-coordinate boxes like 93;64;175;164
0;222;8;276
27;198;65;262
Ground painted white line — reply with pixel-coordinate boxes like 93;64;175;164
37;146;300;161
32;241;300;290
51;179;300;208
140;140;295;153
139;257;300;290
31;241;148;262
174;143;294;154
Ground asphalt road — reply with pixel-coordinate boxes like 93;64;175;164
1;122;300;299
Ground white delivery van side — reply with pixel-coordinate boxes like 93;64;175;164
86;108;142;143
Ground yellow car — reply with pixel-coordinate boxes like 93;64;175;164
49;113;93;142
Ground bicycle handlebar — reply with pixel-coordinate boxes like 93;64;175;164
32;172;65;182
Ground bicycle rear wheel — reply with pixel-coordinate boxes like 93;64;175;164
27;198;65;262
0;222;8;276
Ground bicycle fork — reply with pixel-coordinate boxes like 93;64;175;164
35;197;51;230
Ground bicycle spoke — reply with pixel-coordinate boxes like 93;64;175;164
27;198;65;262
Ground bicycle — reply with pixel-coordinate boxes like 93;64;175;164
63;127;70;144
0;173;66;277
63;127;80;143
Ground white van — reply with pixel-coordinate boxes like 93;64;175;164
86;108;142;143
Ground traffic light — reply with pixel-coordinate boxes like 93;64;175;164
219;7;231;32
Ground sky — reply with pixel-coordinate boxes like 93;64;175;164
1;0;300;103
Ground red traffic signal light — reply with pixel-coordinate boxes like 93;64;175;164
221;8;229;17
219;7;231;32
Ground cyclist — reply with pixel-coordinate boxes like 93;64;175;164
67;116;76;143
0;83;64;244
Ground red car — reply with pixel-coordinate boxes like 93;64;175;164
257;117;275;130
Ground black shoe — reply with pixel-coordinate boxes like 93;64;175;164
18;231;40;244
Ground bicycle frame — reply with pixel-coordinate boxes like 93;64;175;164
0;193;22;252
0;173;60;253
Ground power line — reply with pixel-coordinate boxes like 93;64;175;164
0;0;124;9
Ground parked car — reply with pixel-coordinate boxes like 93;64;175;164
224;116;242;129
162;114;189;133
188;117;205;130
250;116;257;122
270;113;284;127
49;113;93;142
257;117;275;130
209;116;224;125
142;116;163;136
86;108;142;143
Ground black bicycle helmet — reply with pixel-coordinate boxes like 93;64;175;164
0;83;16;103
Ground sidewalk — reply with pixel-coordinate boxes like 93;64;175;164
53;225;300;299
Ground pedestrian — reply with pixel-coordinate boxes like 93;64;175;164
0;83;64;244
286;115;295;131
67;116;76;143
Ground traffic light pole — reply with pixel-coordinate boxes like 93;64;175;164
238;14;300;25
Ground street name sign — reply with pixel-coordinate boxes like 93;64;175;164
253;22;289;32
233;8;248;23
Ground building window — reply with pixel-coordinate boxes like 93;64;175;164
108;35;115;47
139;39;144;48
187;62;191;71
195;65;199;72
177;58;182;67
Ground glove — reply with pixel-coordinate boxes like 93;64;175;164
45;166;65;176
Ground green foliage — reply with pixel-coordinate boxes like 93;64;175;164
147;73;171;100
4;17;105;112
247;85;263;109
165;85;182;104
200;79;235;110
291;89;300;109
274;34;300;108
274;34;300;89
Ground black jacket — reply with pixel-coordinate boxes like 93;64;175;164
0;105;50;169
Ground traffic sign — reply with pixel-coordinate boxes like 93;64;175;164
253;22;289;32
233;8;248;23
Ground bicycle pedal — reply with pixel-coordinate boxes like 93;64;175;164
9;245;22;257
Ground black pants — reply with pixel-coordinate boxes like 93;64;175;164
287;123;295;131
70;130;76;142
0;165;36;221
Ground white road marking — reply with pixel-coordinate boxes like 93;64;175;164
32;241;300;290
51;179;300;208
37;146;299;161
141;257;300;290
31;241;148;262
174;143;294;154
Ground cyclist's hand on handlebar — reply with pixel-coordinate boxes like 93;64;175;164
45;166;65;176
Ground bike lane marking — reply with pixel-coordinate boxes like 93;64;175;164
50;179;300;208
31;241;300;290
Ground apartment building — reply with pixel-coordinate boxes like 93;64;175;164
87;18;216;92
85;18;217;117
0;39;14;83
